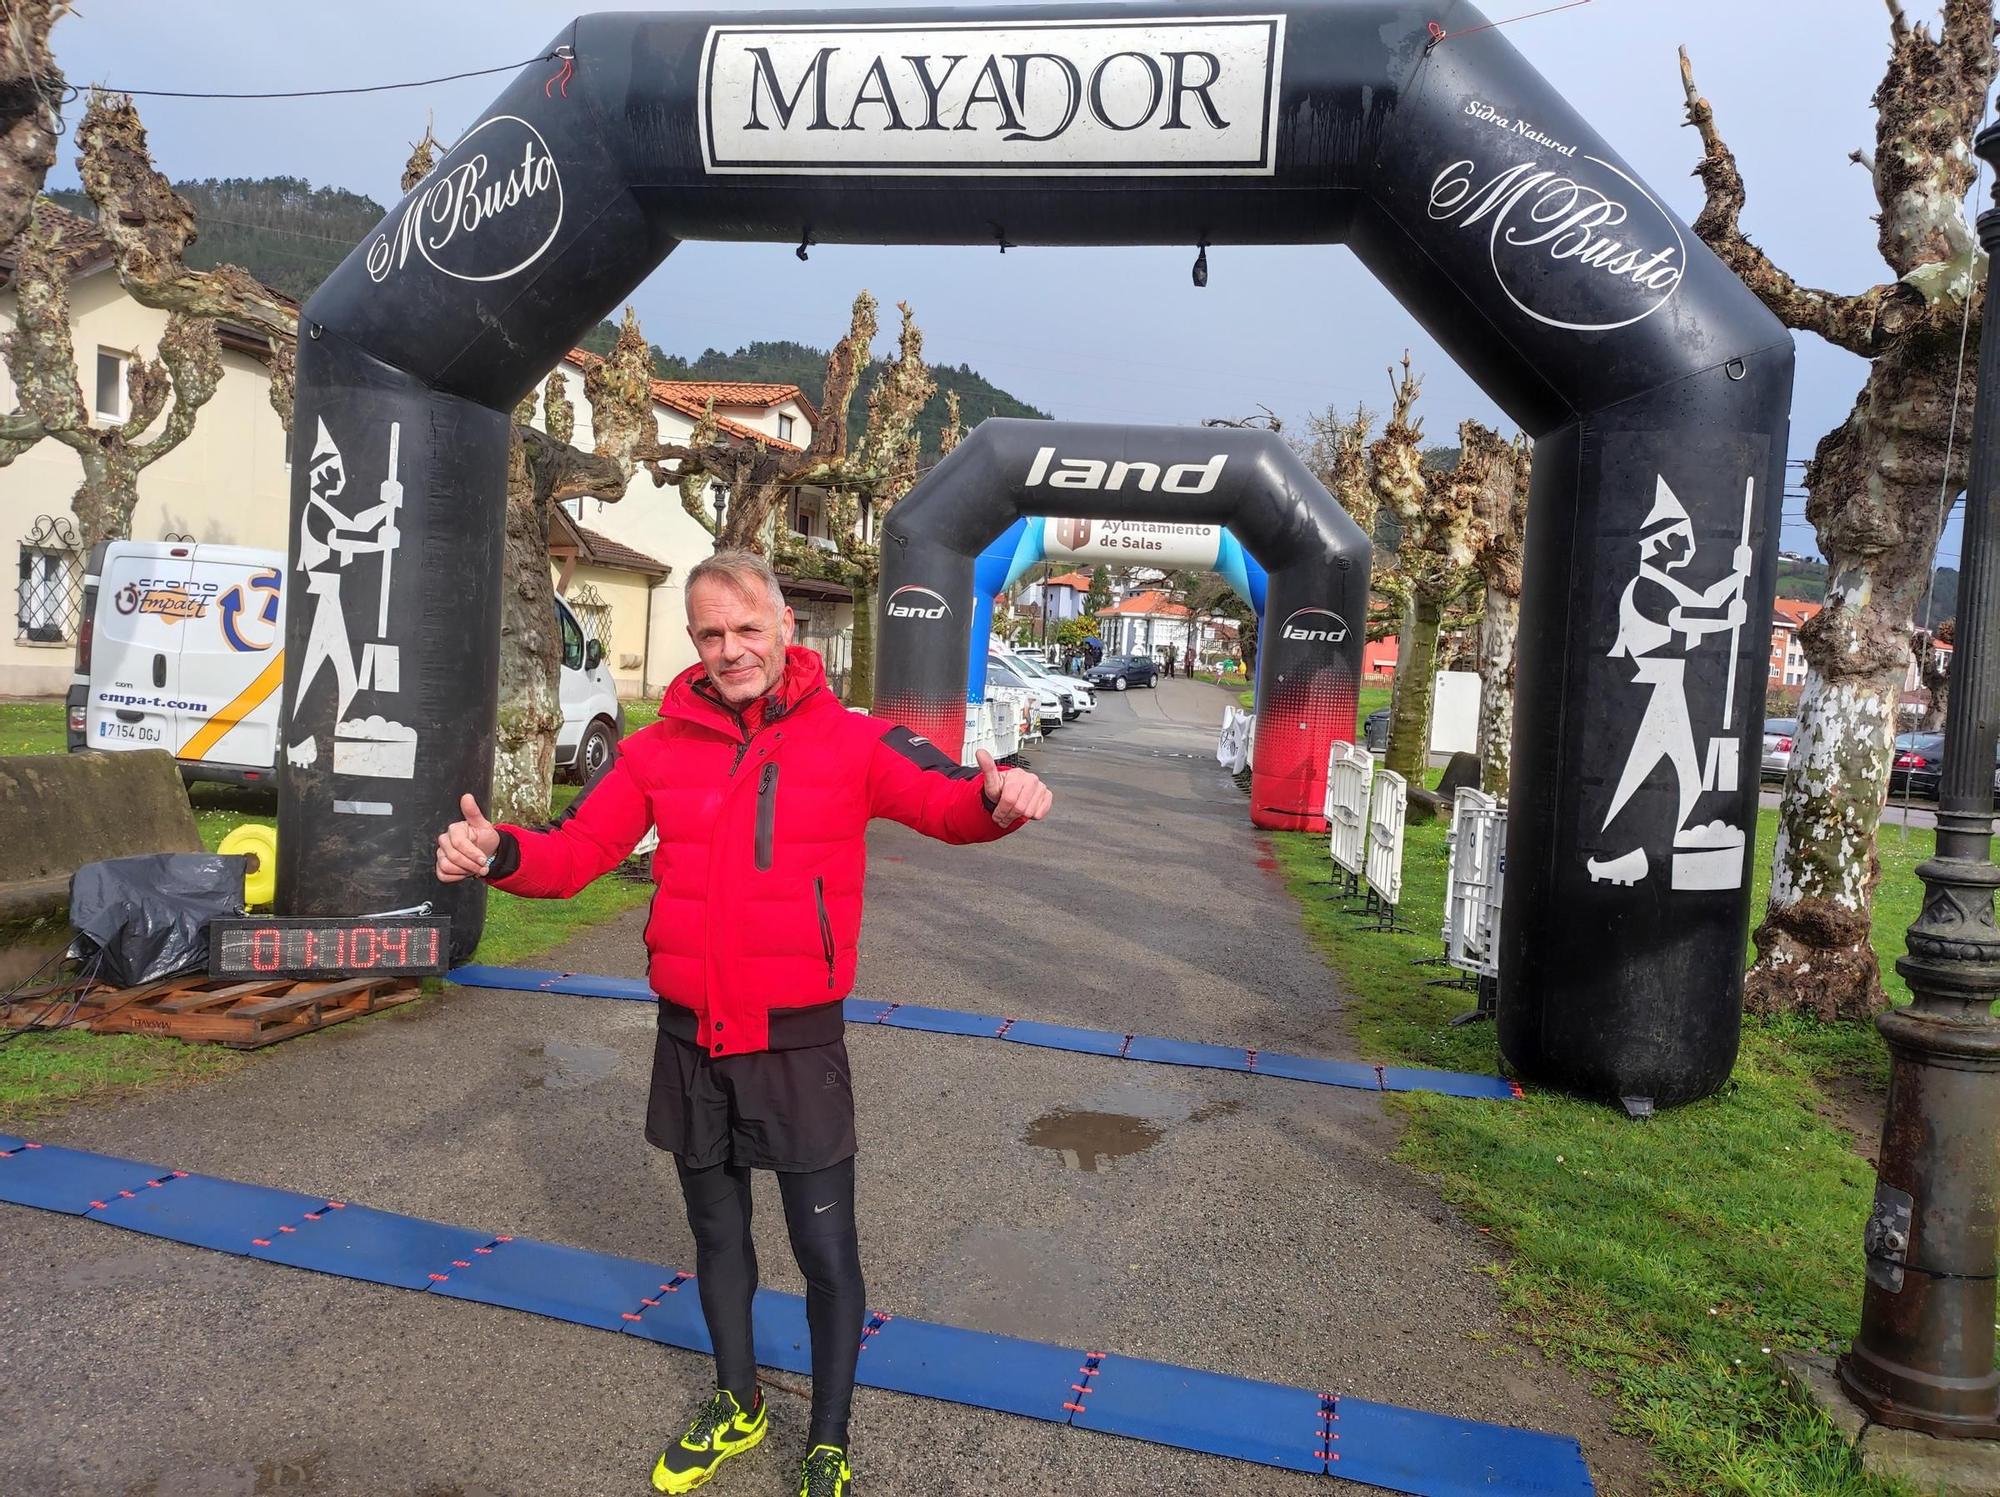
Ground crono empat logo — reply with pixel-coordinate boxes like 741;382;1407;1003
1279;607;1349;644
886;585;951;621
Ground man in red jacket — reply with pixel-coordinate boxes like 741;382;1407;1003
437;551;1050;1497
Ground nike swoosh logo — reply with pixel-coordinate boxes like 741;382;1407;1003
814;1202;835;1213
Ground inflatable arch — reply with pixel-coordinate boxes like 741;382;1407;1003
876;419;1367;829
280;3;1792;1106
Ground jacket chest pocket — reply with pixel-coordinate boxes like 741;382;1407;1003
754;761;779;871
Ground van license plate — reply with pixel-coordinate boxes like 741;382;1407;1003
96;721;163;743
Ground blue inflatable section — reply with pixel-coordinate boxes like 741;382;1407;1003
964;517;1266;701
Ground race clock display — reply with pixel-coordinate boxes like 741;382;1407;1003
208;917;451;979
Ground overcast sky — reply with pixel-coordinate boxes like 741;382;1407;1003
44;1;1978;570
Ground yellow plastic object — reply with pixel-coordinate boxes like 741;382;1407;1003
219;823;278;907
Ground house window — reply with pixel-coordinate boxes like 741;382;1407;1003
778;413;795;443
95;348;128;422
16;515;82;643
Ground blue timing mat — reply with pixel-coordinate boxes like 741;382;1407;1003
91;1171;329;1255
1074;1355;1329;1475
248;1202;497;1290
0;1140;1595;1494
856;1314;1085;1424
447;967;1519;1101
0;1143;169;1214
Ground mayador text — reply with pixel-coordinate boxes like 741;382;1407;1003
740;46;1236;139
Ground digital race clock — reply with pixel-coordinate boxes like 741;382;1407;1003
208;917;451;979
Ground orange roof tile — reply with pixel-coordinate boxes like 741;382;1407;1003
1773;599;1821;628
1042;570;1093;591
1095;590;1192;618
560;349;805;451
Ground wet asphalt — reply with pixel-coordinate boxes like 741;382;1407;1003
0;679;1654;1496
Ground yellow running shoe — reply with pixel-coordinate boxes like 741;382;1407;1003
651;1388;768;1493
798;1444;852;1496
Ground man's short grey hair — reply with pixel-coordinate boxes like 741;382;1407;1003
686;550;787;614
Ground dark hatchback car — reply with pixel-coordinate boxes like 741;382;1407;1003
1085;654;1159;691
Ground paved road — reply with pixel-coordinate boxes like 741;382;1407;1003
1759;784;1938;830
0;679;1652;1496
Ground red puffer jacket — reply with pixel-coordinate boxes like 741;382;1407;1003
488;647;1017;1055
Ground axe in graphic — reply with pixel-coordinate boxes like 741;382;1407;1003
377;422;402;637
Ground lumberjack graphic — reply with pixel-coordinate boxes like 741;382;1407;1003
286;419;412;786
1587;476;1754;892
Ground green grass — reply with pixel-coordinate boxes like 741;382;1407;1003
1269;807;1927;1495
0;699;66;755
1;731;652;1123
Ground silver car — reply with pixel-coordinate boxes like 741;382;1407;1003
1761;718;1798;782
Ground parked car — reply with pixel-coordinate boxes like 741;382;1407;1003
1889;732;1946;800
1885;731;2000;801
996;647;1094;716
1761;718;1799;782
986;658;1063;730
1084;654;1158;691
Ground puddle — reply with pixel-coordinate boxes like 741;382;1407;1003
1021;1108;1164;1171
534;1039;619;1090
1023;1081;1243;1170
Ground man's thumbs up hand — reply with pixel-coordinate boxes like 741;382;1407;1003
436;792;503;882
977;748;1053;830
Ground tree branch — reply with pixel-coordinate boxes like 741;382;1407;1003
1679;47;1891;355
74;90;298;349
130;310;222;464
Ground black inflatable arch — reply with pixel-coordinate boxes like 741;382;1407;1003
877;418;1368;826
280;2;1792;1107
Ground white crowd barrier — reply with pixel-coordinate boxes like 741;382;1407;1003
1443;788;1507;978
1216;705;1255;774
960;701;996;769
1364;767;1408;909
1327;743;1373;888
989;692;1022;759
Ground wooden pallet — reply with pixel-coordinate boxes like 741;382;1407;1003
0;972;420;1049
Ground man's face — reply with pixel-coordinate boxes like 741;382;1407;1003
687;578;794;709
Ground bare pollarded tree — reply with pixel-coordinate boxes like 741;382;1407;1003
1682;1;1997;1019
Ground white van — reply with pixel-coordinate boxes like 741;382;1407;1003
66;539;624;788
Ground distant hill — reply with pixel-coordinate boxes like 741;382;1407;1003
1777;555;1956;630
47;177;1049;454
576;327;1049;460
51;178;383;302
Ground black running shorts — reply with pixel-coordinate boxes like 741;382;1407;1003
645;1011;857;1172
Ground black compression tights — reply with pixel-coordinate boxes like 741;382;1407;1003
674;1155;865;1449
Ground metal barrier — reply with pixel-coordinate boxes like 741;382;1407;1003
1444;789;1506;979
1327;743;1373;897
1216;705;1255;775
1432;787;1507;1023
1356;767;1411;932
960;702;996;769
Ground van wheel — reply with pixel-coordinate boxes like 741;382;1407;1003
574;718;617;784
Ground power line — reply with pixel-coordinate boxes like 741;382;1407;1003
80;51;563;102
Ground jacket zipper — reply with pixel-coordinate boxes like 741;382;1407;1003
754;761;779;871
814;877;835;988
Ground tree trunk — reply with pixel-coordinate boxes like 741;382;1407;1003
1745;349;1963;1021
1386;589;1442;779
492;430;563;826
1476;585;1519;796
847;576;876;709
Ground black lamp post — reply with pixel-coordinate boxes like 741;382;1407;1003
1837;117;2000;1440
711;483;727;536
